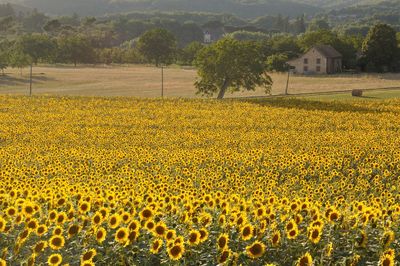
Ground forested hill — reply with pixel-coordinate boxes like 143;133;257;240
293;0;387;9
1;0;320;18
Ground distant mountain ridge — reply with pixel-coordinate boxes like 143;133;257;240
0;0;321;18
292;0;387;9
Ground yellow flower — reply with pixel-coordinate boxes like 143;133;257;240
0;216;7;232
153;221;167;237
308;226;322;244
108;214;121;229
33;240;48;254
379;253;394;266
96;227;107;243
241;224;254;241
187;229;201;246
67;224;80;238
382;231;395;248
199;228;209;243
296;252;313;266
91;212;103;226
246;241;265;259
47;253;62;266
49;235;65;250
140;208;153;221
115;227;129;244
150;239;163;254
36;224;48;237
218;249;231;264
217;233;229;250
81;248;97;262
271;231;281;247
168;244;185;261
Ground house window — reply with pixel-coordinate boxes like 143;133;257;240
316;66;321;72
304;66;308;72
304;58;308;64
316;58;321;64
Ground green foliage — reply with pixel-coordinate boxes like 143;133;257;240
136;28;177;66
56;35;95;66
266;53;289;72
362;24;398;72
226;30;269;41
268;34;301;58
307;18;330;32
298;30;359;69
178;41;204;66
95;47;143;65
13;34;56;64
43;19;61;33
194;38;272;99
396;32;400;47
0;39;10;73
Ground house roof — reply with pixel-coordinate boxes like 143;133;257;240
314;45;342;58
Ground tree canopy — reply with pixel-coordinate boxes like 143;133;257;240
194;38;272;99
362;24;398;72
136;28;177;66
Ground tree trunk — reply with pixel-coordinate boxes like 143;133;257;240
217;79;229;99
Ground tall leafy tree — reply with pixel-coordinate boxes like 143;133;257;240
179;41;203;66
362;24;398;72
57;35;94;66
194;38;272;99
136;28;177;66
14;34;56;65
0;39;10;75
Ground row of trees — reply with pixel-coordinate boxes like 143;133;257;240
1;24;399;98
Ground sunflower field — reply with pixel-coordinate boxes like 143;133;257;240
0;96;399;266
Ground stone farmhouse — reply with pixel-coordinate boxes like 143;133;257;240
287;45;343;74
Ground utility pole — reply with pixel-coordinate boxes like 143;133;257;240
29;64;33;96
285;65;294;95
161;65;164;98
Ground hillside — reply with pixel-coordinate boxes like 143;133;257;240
1;0;320;18
293;0;387;9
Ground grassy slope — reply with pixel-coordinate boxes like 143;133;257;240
1;65;399;99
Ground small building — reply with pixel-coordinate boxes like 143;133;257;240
204;31;212;44
287;45;342;75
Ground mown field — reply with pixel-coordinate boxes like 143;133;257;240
1;65;400;97
0;96;399;266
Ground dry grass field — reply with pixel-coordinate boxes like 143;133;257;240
1;65;400;98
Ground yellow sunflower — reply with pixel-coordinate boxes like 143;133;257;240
217;233;229;250
115;227;129;244
308;226;322;244
96;227;107;243
218;249;231;264
49;235;65;250
108;213;121;229
47;253;62;266
271;231;281;247
33;240;48;254
241;224;254;241
167;244;185;261
81;248;97;262
379;253;395;266
296;252;313;266
150;239;163;254
187;230;201;246
246;241;265;259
